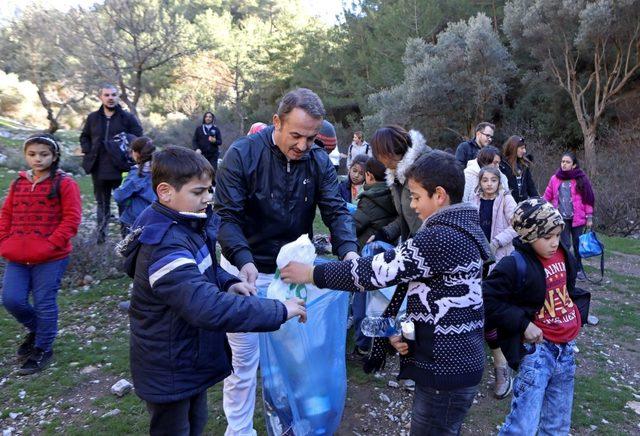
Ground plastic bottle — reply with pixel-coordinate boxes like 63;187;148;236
360;316;401;337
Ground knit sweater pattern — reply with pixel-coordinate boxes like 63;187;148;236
314;203;492;389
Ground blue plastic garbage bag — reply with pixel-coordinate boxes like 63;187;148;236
259;261;349;435
361;241;406;317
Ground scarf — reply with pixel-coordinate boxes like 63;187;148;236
554;168;595;206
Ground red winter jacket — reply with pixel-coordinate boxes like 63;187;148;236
0;170;82;264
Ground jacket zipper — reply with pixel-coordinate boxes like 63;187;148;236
104;118;111;143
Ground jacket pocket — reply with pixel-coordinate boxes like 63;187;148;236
0;236;61;264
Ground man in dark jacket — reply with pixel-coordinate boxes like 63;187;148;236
80;84;143;243
214;88;359;435
192;111;222;170
455;121;495;167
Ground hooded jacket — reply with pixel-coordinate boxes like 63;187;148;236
113;163;156;227
79;105;143;177
314;203;493;390
0;170;81;264
119;202;287;403
214;126;358;273
382;130;431;243
354;182;397;247
462;158;510;204
483;238;591;370
470;189;518;266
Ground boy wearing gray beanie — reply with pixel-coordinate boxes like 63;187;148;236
483;198;591;435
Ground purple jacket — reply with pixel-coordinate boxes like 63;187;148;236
543;175;594;227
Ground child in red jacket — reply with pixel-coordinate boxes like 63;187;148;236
0;133;82;375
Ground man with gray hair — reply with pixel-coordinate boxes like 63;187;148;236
80;84;143;243
215;88;358;435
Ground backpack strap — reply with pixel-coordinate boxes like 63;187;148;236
512;250;527;292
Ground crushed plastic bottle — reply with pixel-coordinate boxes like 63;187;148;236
361;316;400;337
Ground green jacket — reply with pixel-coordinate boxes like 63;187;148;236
354;182;398;248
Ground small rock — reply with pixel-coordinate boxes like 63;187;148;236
83;275;94;285
80;366;98;375
86;326;96;334
601;418;610;424
18;390;26;400
111;379;133;397
9;412;20;420
590;425;598;431
587;315;599;325
626;401;640;416
379;393;391;403
388;380;400;388
69;362;79;367
101;409;121;419
3;427;15;436
387;413;397;422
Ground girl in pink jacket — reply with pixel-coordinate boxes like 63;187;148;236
543;151;595;274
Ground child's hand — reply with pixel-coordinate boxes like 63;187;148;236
389;335;409;355
284;297;307;323
228;281;257;296
524;322;544;343
280;262;314;284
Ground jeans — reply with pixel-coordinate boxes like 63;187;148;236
499;340;576;435
410;384;478;436
2;257;70;352
92;175;122;243
562;219;584;271
352;291;371;350
146;390;208;436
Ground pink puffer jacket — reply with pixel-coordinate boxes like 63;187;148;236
543;176;593;227
471;190;518;269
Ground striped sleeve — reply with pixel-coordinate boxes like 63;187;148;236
149;249;196;287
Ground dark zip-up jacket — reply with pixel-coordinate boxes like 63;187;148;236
354;182;397;248
80;105;143;177
483;238;590;371
192;124;222;160
499;160;539;204
119;202;287;403
455;138;481;167
214;126;358;273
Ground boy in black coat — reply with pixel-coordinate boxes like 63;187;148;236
483;198;590;435
118;146;306;436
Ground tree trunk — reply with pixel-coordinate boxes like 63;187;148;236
36;87;60;133
583;127;597;178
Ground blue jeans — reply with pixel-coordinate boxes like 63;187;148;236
410;384;478;435
146;390;208;436
352;291;371;350
2;257;69;352
499;340;576;435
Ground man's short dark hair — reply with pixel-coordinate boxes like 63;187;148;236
152;146;214;192
405;150;464;204
277;88;325;121
98;83;118;95
365;157;387;182
474;122;495;133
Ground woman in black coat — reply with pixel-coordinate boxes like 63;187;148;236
500;136;538;204
192;112;222;170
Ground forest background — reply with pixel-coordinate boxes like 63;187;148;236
0;0;639;235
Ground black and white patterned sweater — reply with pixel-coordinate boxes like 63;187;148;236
314;203;492;389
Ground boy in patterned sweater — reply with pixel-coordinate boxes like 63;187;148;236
281;150;492;435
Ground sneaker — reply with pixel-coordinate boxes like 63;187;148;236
17;332;36;361
493;365;513;399
18;347;53;376
353;346;370;357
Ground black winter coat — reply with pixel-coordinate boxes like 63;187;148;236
354;182;397;248
214;126;358;273
499;160;539;204
455;138;481;167
482;239;590;371
192;124;222;160
120;202;287;403
79;105;143;177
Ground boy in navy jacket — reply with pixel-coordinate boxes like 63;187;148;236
118;146;306;435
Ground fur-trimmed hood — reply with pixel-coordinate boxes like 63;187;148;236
385;130;431;186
